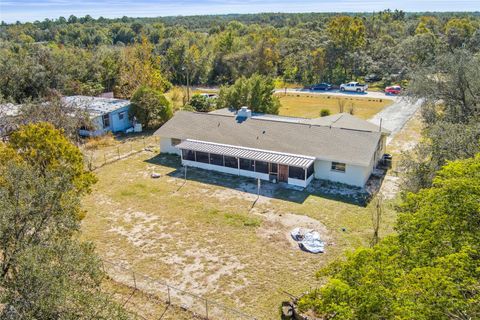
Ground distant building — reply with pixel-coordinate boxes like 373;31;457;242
64;96;133;137
154;107;390;188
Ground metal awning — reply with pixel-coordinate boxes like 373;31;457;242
177;139;315;168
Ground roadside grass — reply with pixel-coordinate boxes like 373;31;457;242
276;93;393;119
387;110;423;159
81;151;397;319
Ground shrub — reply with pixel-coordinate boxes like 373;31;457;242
320;109;331;117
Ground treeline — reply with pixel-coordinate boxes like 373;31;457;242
1;11;479;103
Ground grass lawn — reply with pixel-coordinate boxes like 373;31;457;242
81;149;398;320
277;93;393;119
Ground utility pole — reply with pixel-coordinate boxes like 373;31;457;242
182;65;190;103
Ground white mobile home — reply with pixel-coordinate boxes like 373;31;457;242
154;108;389;188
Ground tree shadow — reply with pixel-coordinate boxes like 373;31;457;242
144;154;373;206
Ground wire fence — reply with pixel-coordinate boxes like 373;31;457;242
82;135;159;171
102;259;257;320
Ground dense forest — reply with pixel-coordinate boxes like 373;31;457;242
1;11;480;102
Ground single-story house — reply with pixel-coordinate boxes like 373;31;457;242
64;96;133;136
154;107;390;188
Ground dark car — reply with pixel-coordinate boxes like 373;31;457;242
310;83;332;91
365;74;382;82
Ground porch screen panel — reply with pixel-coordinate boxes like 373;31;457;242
240;158;254;171
289;166;305;180
255;161;269;173
306;163;314;178
224;156;238;168
196;151;209;163
182;149;195;161
209;153;224;166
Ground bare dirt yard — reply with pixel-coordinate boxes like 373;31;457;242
81;150;398;320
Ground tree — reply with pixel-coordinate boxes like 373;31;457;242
298;155;480;319
130;86;173;128
187;94;213;112
0;125;128;318
115;36;171;99
401;50;480;193
4;122;96;193
217;74;280;114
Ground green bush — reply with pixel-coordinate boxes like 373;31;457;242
320;109;331;117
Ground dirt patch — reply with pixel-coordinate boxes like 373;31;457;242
253;208;331;250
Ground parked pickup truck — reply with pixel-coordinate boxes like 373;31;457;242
340;81;368;93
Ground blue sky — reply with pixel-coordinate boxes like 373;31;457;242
1;0;479;23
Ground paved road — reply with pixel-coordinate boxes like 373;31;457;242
278;89;421;143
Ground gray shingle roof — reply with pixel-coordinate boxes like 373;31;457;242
154;111;382;166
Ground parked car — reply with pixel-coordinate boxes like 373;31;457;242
384;85;402;95
309;82;332;91
340;81;368;93
365;74;382;82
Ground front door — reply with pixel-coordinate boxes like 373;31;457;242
278;165;288;182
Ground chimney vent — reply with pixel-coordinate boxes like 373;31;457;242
236;106;252;119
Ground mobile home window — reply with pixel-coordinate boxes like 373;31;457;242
118;111;125;120
239;158;254;171
224;156;238;168
182;149;195;161
289;166;305;180
331;162;346;173
195;151;209;164
102;114;110;128
255;161;269;174
209;153;224;166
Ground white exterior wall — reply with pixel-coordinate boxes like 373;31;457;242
182;159;270;181
160;137;181;155
314;159;372;187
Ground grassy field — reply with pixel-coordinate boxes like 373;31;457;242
81;148;398;319
277;93;393;119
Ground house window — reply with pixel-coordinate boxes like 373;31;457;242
289;166;305;180
195;151;209;164
102;114;110;128
240;158;254;171
306;163;314;178
171;138;181;146
224;156;238;168
255;161;269;174
118;111;125;120
182;149;195;161
331;162;346;173
209;153;224;166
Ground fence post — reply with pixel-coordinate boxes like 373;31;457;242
167;285;171;305
133;270;137;290
205;299;209;319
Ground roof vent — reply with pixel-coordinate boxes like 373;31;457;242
237;106;252;119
